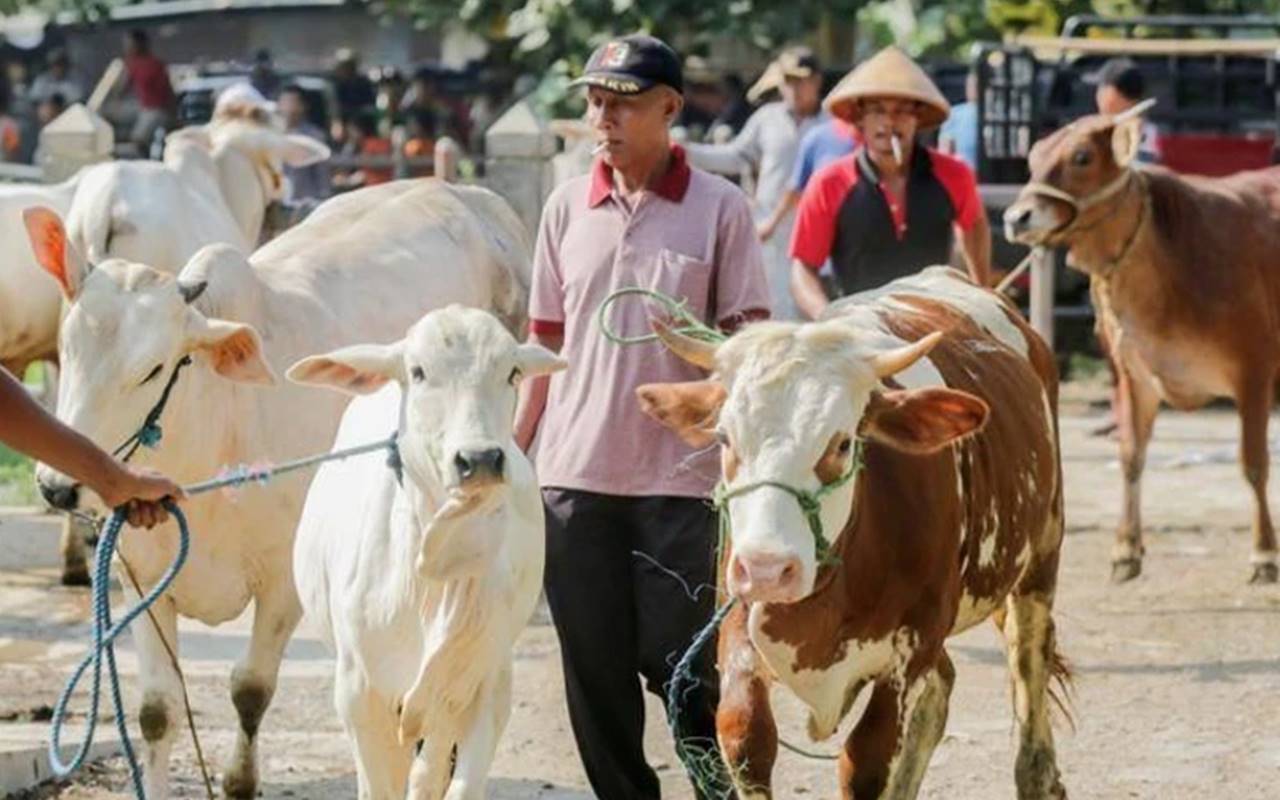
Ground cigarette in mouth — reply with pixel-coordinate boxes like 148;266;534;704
591;141;608;155
890;134;903;166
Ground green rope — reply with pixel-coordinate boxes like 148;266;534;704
597;286;728;346
712;442;863;568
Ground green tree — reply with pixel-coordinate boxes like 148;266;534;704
379;0;867;73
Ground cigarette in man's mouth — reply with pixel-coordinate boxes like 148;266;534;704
591;141;608;155
890;134;903;166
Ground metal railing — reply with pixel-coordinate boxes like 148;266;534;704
0;162;45;184
317;136;461;183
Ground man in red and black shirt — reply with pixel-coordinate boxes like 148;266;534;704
789;47;991;318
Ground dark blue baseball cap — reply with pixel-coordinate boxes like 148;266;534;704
572;34;684;95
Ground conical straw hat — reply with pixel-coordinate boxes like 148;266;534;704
824;46;950;129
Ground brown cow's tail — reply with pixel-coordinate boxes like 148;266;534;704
1047;644;1076;732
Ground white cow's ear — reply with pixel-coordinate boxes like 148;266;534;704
23;206;86;301
514;343;568;377
286;342;406;396
279;134;331;167
186;317;277;386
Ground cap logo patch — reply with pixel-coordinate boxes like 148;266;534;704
600;41;631;68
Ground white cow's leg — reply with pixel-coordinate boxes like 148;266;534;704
335;670;414;800
223;585;302;798
408;730;455;800
881;651;956;800
444;662;513;800
127;587;182;800
59;515;92;586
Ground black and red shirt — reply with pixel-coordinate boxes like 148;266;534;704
789;144;981;296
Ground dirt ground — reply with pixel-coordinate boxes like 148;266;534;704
2;378;1279;799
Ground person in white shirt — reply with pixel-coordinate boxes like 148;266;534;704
683;46;826;319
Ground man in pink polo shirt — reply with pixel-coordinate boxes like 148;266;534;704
514;34;770;800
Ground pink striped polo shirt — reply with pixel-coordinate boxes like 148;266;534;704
529;146;771;497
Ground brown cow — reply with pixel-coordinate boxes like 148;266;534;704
1004;109;1280;584
638;267;1069;800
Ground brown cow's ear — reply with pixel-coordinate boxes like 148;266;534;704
1111;118;1143;168
860;388;989;455
636;380;727;449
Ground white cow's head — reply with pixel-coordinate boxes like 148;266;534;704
638;320;988;605
167;115;330;242
287;306;566;574
22;207;275;512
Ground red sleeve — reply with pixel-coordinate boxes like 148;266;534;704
930;150;982;232
789;157;857;270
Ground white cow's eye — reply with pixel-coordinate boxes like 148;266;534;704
140;364;164;386
410;366;425;383
508;367;522;386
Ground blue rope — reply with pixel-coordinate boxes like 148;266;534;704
49;500;190;799
50;421;398;796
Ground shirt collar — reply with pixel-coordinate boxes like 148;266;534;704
588;144;691;208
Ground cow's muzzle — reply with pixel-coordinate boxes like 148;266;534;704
453;447;505;485
729;550;806;604
39;479;80;511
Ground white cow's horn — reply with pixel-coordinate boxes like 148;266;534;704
868;331;944;378
178;279;208;305
652;318;719;371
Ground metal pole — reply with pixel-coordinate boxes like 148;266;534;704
434;136;459;183
1029;247;1055;350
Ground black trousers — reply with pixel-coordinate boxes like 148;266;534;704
542;488;722;800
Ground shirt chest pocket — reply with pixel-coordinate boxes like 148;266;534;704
646;248;715;317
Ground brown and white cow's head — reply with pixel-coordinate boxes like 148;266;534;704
22;207;275;511
1003;102;1151;248
639;320;987;605
287;306;566;575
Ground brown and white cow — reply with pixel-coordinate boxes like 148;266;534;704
638;267;1069;799
1004;109;1280;584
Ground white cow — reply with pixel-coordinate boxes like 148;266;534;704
17;111;330;586
3;111;327;375
0;176;79;378
67;113;329;272
287;306;563;800
22;179;531;799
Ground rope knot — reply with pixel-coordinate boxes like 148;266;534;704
138;424;163;449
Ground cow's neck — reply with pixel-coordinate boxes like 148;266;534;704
1065;174;1150;280
214;146;270;248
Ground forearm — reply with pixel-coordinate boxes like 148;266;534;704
961;214;993;287
763;190;800;233
514;376;550;453
790;260;830;320
683;140;753;176
0;369;120;494
514;332;562;452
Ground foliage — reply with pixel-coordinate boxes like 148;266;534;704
377;0;867;73
0;444;37;507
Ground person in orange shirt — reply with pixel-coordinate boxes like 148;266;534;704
333;112;392;189
0;72;22;163
401;107;436;178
